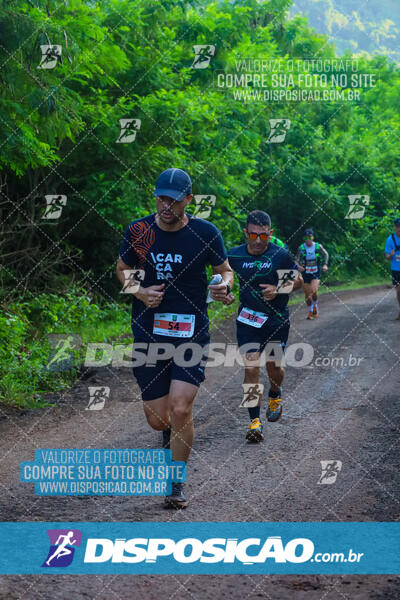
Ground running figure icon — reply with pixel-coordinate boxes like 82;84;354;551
45;531;77;566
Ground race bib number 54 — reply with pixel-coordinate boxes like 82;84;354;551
153;313;195;338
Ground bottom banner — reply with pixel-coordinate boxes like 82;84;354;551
0;522;398;574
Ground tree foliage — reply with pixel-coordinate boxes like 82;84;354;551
0;0;399;302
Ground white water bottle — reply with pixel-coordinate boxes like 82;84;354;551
207;273;223;303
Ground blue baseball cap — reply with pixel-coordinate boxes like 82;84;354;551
153;168;192;202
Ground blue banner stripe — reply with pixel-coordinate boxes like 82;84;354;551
0;522;399;574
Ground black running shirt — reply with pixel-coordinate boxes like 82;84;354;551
228;242;297;317
119;214;227;339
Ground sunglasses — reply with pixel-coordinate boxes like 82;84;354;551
304;235;313;239
247;231;270;241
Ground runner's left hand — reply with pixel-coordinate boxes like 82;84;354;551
209;282;228;302
259;284;278;300
222;292;235;305
322;265;328;272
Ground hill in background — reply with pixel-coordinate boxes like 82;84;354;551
290;0;400;59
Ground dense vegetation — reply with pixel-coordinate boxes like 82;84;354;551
1;0;399;406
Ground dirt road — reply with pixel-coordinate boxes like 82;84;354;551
0;285;399;599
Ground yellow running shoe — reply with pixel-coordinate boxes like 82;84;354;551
267;396;282;422
245;418;264;443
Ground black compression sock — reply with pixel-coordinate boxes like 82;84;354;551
248;406;260;420
269;388;281;399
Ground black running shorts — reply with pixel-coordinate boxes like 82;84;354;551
132;335;209;401
236;313;290;356
392;270;400;286
302;272;320;284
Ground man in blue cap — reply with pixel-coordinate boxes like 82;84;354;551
385;217;400;320
116;168;233;508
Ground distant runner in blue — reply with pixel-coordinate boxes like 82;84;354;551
384;217;400;320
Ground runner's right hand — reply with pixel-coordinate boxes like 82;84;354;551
299;265;305;272
136;284;165;308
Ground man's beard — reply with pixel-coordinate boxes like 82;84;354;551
158;208;182;224
249;242;267;254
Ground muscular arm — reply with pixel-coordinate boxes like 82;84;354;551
319;244;329;265
211;259;234;289
116;256;164;307
295;246;305;271
295;245;303;264
209;259;234;302
286;250;304;290
385;241;395;260
116;256;135;287
293;272;303;291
